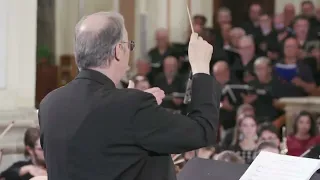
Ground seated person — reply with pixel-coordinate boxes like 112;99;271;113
214;27;246;66
148;28;181;76
220;104;255;148
303;42;320;86
214;150;245;164
255;13;278;57
153;56;185;111
229;28;246;51
193;14;207;27
257;122;281;148
132;75;150;91
274;37;316;96
134;58;155;85
229;115;258;164
231;36;259;83
287;111;320;156
241;3;262;38
214;23;233;50
213;61;241;131
291;16;318;54
247;57;286;123
0;128;47;180
256;141;280;154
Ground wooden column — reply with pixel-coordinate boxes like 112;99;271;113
119;0;135;65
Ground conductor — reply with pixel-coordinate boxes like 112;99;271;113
38;12;221;180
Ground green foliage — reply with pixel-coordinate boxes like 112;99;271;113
37;46;53;64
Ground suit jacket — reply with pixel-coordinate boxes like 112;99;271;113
38;69;221;180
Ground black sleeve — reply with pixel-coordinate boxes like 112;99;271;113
0;162;29;180
132;73;221;154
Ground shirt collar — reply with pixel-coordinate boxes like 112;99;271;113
75;69;116;88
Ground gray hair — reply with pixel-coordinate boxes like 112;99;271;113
136;58;151;65
238;35;254;46
74;12;125;69
218;7;231;16
229;27;245;37
254;57;271;67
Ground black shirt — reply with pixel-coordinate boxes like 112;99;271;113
219;78;242;130
38;69;221;180
231;56;258;83
148;46;181;76
248;78;284;123
255;30;279;56
303;57;320;86
241;21;261;39
0;160;33;180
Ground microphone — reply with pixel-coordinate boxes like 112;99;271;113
183;72;192;104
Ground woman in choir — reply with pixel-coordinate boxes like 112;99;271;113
287;111;319;156
230;115;258;164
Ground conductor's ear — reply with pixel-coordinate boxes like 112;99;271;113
115;43;121;61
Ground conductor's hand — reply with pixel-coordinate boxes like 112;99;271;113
188;33;213;75
128;80;165;105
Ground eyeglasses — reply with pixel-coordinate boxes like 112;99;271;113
122;41;135;51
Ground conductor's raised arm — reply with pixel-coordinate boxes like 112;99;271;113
133;33;221;154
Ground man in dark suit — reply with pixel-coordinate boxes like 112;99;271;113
38;11;221;180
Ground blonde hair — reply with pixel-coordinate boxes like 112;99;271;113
236;104;254;117
231;115;257;146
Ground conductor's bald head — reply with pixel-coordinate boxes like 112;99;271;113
75;12;132;84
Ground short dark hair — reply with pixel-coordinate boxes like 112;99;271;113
193;15;207;26
24;127;40;156
256;141;279;152
258;122;279;138
301;0;314;7
292;15;310;26
260;13;272;18
292;111;317;136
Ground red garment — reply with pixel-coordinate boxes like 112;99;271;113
287;135;320;156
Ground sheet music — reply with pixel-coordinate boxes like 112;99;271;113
240;151;320;180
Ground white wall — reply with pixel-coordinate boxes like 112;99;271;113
54;0;213;62
54;0;115;64
144;0;213;51
275;0;319;14
0;0;8;90
0;0;38;169
54;0;320;63
0;0;37;109
55;0;79;64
